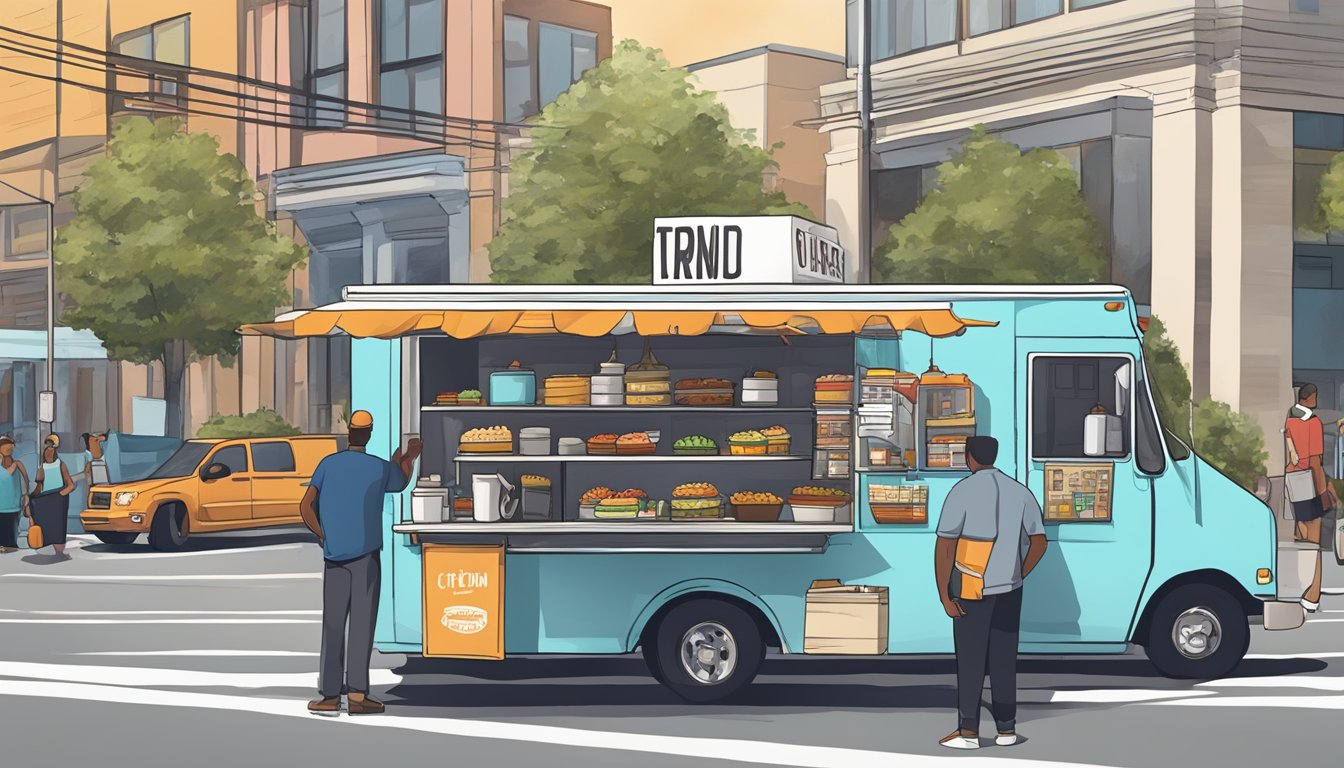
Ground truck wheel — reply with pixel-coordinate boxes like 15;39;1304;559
1145;584;1249;679
93;532;138;545
652;599;764;703
148;504;189;551
641;639;667;686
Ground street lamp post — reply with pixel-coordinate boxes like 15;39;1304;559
856;0;872;284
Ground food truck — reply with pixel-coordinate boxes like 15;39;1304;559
242;279;1306;702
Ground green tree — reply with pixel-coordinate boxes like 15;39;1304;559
874;126;1107;284
56;117;305;438
196;409;301;439
488;41;811;284
1318;151;1344;233
1142;314;1267;489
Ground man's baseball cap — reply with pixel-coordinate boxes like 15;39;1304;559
349;410;374;429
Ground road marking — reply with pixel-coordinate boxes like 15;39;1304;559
1305;618;1344;623
1049;689;1215;704
76;543;309;559
0;572;319;582
1200;676;1344;692
0;618;318;625
0;609;321;616
1150;694;1344;710
0;661;399;689
1246;651;1344;659
0;679;1105;768
73;650;319;657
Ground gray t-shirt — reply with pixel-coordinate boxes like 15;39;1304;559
936;468;1046;596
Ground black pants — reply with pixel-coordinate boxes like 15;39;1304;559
953;587;1023;733
0;512;18;548
319;551;381;698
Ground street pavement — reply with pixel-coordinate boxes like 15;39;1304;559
0;529;1341;768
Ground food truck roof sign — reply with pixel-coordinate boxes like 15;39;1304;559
653;216;850;285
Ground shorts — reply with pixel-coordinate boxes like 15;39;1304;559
1292;495;1328;523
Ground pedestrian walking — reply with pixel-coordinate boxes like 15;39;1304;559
0;435;29;553
82;432;110;487
300;410;420;716
1283;383;1330;613
31;434;76;559
934;436;1048;750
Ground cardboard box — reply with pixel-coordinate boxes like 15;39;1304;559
804;580;889;654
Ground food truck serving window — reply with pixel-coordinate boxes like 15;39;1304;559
1030;355;1133;461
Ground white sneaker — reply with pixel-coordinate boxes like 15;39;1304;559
939;731;980;750
996;732;1021;747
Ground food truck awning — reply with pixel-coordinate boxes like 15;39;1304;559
240;289;1000;340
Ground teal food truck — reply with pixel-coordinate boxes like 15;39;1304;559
247;283;1304;702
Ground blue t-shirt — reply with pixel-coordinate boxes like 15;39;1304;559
310;449;409;562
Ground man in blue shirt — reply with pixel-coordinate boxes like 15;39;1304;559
300;410;419;716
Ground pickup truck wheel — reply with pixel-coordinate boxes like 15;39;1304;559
652;599;764;703
641;639;667;686
148;504;189;551
1145;584;1249;679
92;532;138;545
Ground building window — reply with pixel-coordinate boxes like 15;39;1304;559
867;0;956;60
114;15;188;97
1291;0;1320;14
1295;255;1334;289
3;205;47;260
1069;0;1116;9
1016;0;1063;24
967;0;1063;37
1294;148;1344;245
538;23;597;109
308;0;347;127
379;0;444;130
504;15;534;122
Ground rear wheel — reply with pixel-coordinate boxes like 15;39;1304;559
148;503;189;551
92;532;138;545
1145;584;1249;679
651;599;764;703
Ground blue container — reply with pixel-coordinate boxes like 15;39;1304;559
490;369;536;406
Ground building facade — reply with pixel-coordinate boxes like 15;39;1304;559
820;0;1344;467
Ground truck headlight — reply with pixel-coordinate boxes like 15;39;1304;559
115;491;138;507
1257;568;1272;585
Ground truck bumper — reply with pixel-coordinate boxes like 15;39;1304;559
79;511;150;532
1262;600;1306;631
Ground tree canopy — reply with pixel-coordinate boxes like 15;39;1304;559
488;40;811;284
874;127;1107;284
56;116;305;437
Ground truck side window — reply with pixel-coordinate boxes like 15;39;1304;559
1134;379;1167;475
252;442;297;473
210;445;248;474
1031;356;1133;460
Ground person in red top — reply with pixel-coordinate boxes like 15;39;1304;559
1285;383;1328;612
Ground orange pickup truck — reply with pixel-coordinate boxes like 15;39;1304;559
81;435;343;550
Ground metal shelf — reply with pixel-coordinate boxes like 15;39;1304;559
422;406;815;413
454;454;810;463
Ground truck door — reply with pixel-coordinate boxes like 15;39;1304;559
249;440;302;520
197;443;253;523
1016;342;1155;646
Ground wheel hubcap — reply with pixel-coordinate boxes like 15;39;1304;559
1172;607;1222;660
679;621;737;684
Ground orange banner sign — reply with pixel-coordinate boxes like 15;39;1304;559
422;545;505;659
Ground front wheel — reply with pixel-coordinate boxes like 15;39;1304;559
92;532;138;545
148;504;190;551
651;599;764;703
1145;584;1249;679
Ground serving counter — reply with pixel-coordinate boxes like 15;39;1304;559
394;521;849;553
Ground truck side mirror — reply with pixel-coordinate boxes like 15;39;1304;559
201;462;231;481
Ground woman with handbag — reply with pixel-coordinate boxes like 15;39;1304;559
1284;383;1327;613
30;434;75;560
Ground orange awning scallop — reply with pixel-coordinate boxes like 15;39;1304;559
241;307;996;340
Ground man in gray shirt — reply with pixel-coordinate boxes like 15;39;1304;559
934;435;1048;750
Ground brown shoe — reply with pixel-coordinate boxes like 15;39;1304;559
347;696;385;715
308;696;341;716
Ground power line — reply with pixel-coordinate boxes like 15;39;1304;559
0;34;510;151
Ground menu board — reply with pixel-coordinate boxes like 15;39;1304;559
422;545;505;659
1043;463;1113;522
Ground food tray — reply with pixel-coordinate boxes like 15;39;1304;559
458;442;513;454
674;393;735;406
789;503;850;523
616;442;657;455
730;503;783;522
787;494;852;507
672;446;720;456
871;504;928;524
729;443;768;455
766;439;791;455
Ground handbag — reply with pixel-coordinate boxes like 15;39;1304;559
27;521;43;550
1284;429;1317;504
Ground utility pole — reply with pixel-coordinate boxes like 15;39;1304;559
855;0;872;284
41;0;64;441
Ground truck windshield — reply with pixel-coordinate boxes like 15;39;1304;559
148;443;213;479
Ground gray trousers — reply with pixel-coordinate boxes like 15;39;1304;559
320;551;381;697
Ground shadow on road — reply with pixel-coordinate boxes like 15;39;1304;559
80;527;317;555
381;654;1328;713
